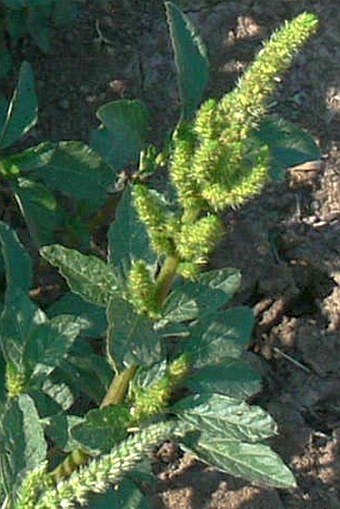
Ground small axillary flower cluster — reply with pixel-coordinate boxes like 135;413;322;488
6;362;26;399
131;353;191;422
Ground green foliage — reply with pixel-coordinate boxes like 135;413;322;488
0;2;321;508
0;62;117;249
0;0;76;77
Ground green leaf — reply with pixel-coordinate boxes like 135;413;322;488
55;341;112;405
0;62;37;149
185;359;262;399
173;393;277;443
49;293;107;337
45;414;86;452
165;2;209;121
255;116;320;180
162;268;241;324
108;187;156;281
6;7;27;43
0;290;87;381
107;296;161;370
29;389;63;418
13;177;59;245
71;405;133;454
86;478;152;509
29;141;115;211
3;141;56;173
41;244;120;307
0;395;47;497
186;306;254;367
132;361;168;392
91;100;149;170
183;433;296;488
42;378;74;411
27;7;51;53
0;221;32;301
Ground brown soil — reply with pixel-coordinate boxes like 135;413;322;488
2;1;340;508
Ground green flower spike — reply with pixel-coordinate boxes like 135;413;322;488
176;214;223;262
218;12;319;138
128;260;160;318
33;421;186;509
14;464;50;509
201;143;271;210
133;184;177;256
169;123;205;213
173;12;318;212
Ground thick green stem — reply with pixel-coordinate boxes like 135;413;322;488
49;365;138;483
154;254;179;305
100;365;138;408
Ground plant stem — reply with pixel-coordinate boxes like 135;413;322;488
100;365;138;408
49;365;138;483
154;254;179;305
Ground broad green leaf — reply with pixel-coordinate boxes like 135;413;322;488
29;142;115;211
2;141;56;173
41;244;120;307
91;100;149;170
42;378;74;411
29;314;89;378
86;478;152;509
162;268;241;324
0;395;47;498
27;7;51;53
29;389;63;418
0;62;37;149
131;361;168;392
165;2;209;121
0;45;12;79
0;289;87;381
46;414;86;452
107;296;161;370
6;7;27;43
0;289;46;370
13;177;59;245
0;221;32;300
255;116;320;180
49;292;107;337
183;433;296;488
55;341;112;405
173;393;277;443
185;359;261;399
186;306;254;367
71;405;133;454
108;187;156;281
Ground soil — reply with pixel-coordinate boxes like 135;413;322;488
2;1;340;508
